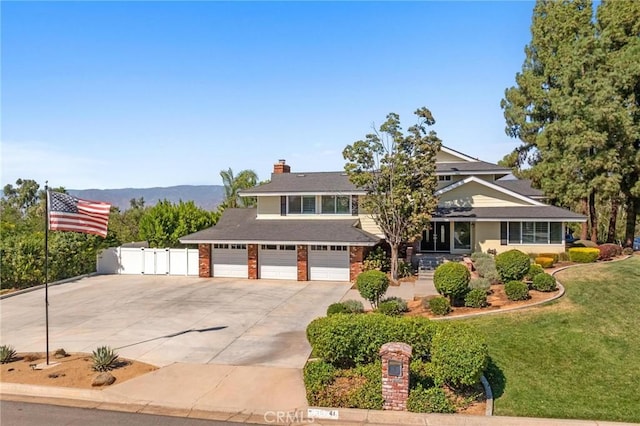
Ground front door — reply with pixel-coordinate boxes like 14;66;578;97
421;223;451;252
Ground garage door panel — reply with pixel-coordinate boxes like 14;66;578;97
309;246;350;281
212;247;248;278
259;247;297;280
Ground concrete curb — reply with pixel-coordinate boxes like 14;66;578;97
0;273;97;300
481;375;493;416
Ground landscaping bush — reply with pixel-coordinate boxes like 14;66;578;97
495;249;531;282
474;258;500;283
410;359;436;389
427;296;451;316
306;314;436;367
430;323;488;387
357;270;389;308
572;239;598;248
469;277;491;292
0;345;17;364
341;299;365;314
91;346;119;372
539;252;560;264
362;246;390;272
377;297;408;316
407;385;456;413
622;247;633;256
303;360;336;404
598;243;622;260
327;303;351;316
557;251;570;262
535;256;555;268
470;252;492;262
526;263;545;281
504;280;530;301
568;247;600;263
532;273;557;292
397;260;414;278
433;262;470;304
464;288;488;308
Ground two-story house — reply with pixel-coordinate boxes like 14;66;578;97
179;146;586;281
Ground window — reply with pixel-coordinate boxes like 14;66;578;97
453;222;471;250
302;196;316;214
261;244;277;250
321;195;351;214
505;221;564;245
230;244;246;250
213;243;229;249
280;245;296;250
288;196;301;214
330;245;347;251
310;245;327;251
438;175;451;182
288;196;316;214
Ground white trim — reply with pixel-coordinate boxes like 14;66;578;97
180;240;378;246
440;146;479;162
436;170;503;176
430;218;587;223
435;176;546;206
239;191;367;197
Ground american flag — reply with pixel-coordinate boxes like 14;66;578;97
48;191;111;238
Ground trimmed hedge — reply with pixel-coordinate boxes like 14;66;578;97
495;249;531;282
410;359;436;389
470;252;493;262
469;277;491;292
538;252;559;264
464;288;488;308
407;385;456;413
433;262;470;304
430;323;489;387
598;243;622;260
377;297;408;316
357;270;389;308
428;296;451;316
535;256;555;268
568;247;600;263
526;263;544;281
504;280;529;301
327;300;365;316
532;273;557;292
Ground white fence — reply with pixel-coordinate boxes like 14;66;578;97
97;247;199;276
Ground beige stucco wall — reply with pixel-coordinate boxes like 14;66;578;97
473;222;565;254
437;150;471;163
359;214;385;238
257;196;280;215
438;181;530;208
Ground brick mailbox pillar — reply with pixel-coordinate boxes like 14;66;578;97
380;342;412;411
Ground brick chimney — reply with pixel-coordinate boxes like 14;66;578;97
273;159;290;174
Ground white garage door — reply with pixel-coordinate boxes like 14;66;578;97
212;244;248;278
259;244;297;280
309;245;350;281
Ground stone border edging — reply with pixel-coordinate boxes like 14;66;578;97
0;273;97;300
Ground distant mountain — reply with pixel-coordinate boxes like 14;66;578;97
68;185;225;211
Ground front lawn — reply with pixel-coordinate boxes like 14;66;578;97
463;255;640;422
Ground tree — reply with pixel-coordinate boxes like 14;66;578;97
343;107;441;281
220;168;259;208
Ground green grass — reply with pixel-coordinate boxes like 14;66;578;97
462;255;640;422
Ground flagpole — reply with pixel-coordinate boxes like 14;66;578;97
44;182;50;365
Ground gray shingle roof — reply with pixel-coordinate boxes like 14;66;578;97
179;208;381;245
434;206;586;221
240;172;364;195
494;180;545;198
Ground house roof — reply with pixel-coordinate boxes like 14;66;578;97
436;176;546;206
433;206;587;222
436;161;511;175
179;208;381;245
494;179;545;198
240;171;365;196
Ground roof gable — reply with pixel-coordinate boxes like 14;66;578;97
437;146;479;163
436;176;545;207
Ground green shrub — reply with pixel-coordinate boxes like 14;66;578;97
535;256;555;268
0;345;17;364
430;323;488;387
470;252;492;262
91;346;119;372
469;277;491;292
433;262;470;304
363;246;390;272
341;299;365;314
495;249;531;282
504;280;530;301
572;239;598;248
343;361;384;409
377;297;408;316
474;258;500;283
526;263;545;281
598;243;622;260
327;303;350;316
410;359;436;389
464;288;488;308
557;251;570;262
532;273;557;292
539;252;560;263
407;385;456;413
303;360;336;404
356;270;389;308
306;314;436;367
622;247;634;256
568;247;600;263
428;297;451;316
397;260;414;278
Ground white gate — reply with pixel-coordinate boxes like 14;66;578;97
97;247;199;276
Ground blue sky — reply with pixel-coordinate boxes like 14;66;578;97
1;1;534;190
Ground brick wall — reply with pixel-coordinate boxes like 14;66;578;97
297;245;308;281
349;246;365;282
380;342;412;411
198;244;211;277
248;244;258;279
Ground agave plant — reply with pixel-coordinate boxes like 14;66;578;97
91;346;119;372
0;345;17;364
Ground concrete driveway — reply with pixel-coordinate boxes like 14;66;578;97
0;275;350;368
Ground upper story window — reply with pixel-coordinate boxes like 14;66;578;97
321;195;351;214
438;175;452;182
288;195;316;214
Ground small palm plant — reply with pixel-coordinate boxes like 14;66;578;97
0;345;17;364
91;346;119;372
